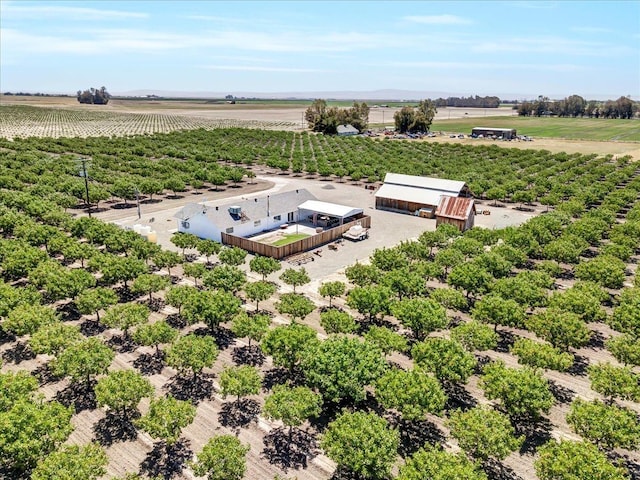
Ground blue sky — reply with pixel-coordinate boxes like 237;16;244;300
1;1;638;99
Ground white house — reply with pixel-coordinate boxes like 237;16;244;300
174;189;316;243
337;124;359;136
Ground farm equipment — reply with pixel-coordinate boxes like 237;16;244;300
342;224;369;241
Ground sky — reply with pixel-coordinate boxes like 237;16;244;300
1;0;638;100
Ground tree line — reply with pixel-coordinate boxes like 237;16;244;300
77;87;111;105
434;95;501;108
517;95;637;119
304;100;370;134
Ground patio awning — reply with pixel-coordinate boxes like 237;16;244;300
297;200;363;218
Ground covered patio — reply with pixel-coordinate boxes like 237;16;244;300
297;200;364;229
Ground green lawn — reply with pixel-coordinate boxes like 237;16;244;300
431;116;640;142
272;233;310;246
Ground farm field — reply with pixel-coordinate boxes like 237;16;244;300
1;103;640;480
431;115;640;142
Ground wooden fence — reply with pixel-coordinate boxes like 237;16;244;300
221;215;371;259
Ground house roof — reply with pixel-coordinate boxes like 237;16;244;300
375;183;445;207
382;173;466;194
337;124;359;134
297;200;363;218
174;189;316;229
435;195;476;220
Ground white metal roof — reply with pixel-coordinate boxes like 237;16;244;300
472;127;516;132
375;183;444;207
297;200;363;218
383;173;466;194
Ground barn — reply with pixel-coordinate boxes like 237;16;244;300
471;127;517;140
435;195;476;232
374;173;471;217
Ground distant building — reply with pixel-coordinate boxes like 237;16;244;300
337;124;359;136
471;127;516;140
375;173;471;217
435;195;476;232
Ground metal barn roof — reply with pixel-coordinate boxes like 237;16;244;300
382;173;466;194
297;200;363;218
435;195;475;220
375;183;445;207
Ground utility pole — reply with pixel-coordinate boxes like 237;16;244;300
135;186;141;219
78;158;91;218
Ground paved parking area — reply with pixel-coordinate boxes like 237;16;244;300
99;173;536;283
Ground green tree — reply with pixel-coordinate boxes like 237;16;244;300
279;267;310;293
164;284;197;315
183;262;206;286
318;281;346;307
152;250;182;276
29;322;82;356
203;264;246;293
263;385;322;439
412;338;476;384
52;337;114;386
364;325;408;355
434;248;465;277
567;398;640;450
230;311;270;345
450;320;498;351
525;308;591;351
535;440;629;480
76;286;118;323
549;281;608;323
2;303;59;336
322;411;399;479
244;280;277;311
448;406;523;461
218;246;247;266
345;262;380;287
249;255;281;280
101;303;150;338
588;362;640;402
95;370;154;418
136;395;196;445
0;370;38;412
429;287;468;311
182;289;241;331
480;360;554;421
510;338;574;371
196;238;222;263
0;398;74;474
397;445;487;480
219;365;261;402
166;334;219;380
31;443;107;480
375;368;446;420
471;294;526;331
606;334;640;367
609;288;640;338
133;319;179;355
371;246;409;272
302;336;387;403
574;255;626;289
191;435;249;480
391;297;447;340
447;262;493;298
171;232;199;255
131;273;170;303
276;292;315;321
261;323;318;372
346;284;392;321
319;308;357;334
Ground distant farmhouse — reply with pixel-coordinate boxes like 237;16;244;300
337;124;359;136
471;127;516;140
375;173;475;231
174;189;369;258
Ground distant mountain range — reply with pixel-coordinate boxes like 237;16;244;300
112;89;623;102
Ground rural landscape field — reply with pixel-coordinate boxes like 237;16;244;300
0;92;639;480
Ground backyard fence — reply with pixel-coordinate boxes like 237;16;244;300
221;215;371;259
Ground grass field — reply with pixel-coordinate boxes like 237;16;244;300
272;233;311;246
431;115;640;141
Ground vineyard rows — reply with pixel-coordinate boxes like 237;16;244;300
0;105;297;139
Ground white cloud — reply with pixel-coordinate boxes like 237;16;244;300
380;60;587;72
571;26;613;34
1;2;147;20
404;14;472;25
471;36;633;56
